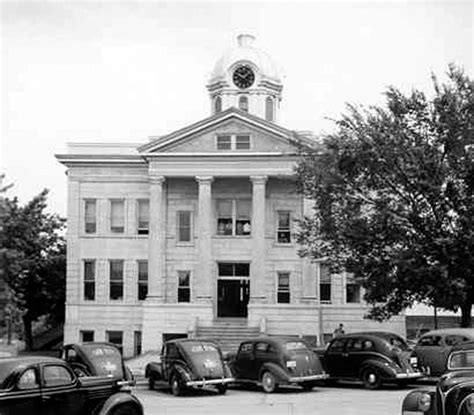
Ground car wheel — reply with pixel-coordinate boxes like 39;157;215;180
170;373;184;396
261;371;277;393
361;367;382;390
110;403;140;415
216;384;227;394
302;382;314;391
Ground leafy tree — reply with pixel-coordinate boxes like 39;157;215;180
0;189;66;349
296;65;474;326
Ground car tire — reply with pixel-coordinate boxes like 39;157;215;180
170;373;185;397
302;382;314;391
361;367;382;390
216;384;227;394
261;371;277;393
110;403;140;415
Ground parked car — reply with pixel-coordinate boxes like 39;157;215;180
145;338;233;396
228;336;328;393
315;331;422;389
413;328;474;376
61;342;134;382
0;355;143;415
402;340;474;414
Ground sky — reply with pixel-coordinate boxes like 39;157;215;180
1;0;472;216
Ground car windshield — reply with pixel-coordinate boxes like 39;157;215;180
388;336;410;351
182;342;218;354
449;350;474;369
285;341;308;352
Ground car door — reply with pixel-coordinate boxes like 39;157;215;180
415;335;443;375
234;342;255;380
40;363;84;415
324;338;348;377
1;366;42;415
162;343;180;381
344;338;367;378
255;341;277;379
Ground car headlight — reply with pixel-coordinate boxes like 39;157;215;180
462;394;474;415
417;393;431;411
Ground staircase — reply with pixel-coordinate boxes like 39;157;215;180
195;320;260;353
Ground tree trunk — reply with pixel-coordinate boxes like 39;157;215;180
460;301;472;328
22;315;33;350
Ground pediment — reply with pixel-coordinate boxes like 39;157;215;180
138;108;300;155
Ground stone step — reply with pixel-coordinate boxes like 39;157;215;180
195;324;260;353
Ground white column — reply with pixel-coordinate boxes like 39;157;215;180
147;175;166;301
196;176;213;303
250;175;268;304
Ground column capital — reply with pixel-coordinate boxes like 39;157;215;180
149;175;165;185
196;176;214;185
250;175;268;185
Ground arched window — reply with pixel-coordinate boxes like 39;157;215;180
265;97;274;121
214;97;222;114
239;96;249;112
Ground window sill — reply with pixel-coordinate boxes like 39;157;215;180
176;242;194;247
213;235;251;239
273;242;295;247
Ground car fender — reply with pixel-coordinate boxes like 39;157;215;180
401;389;435;414
97;392;144;415
173;364;192;382
145;361;162;380
359;359;398;379
259;362;290;382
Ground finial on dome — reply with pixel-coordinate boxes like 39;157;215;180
237;33;255;47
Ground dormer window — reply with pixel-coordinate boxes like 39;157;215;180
239;96;249;112
216;134;251;150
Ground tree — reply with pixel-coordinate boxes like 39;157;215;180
296;65;474;326
0;189;66;349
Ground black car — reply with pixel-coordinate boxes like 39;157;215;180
229;336;328;393
316;331;422;389
145;339;233;396
402;341;474;414
61;342;133;381
0;355;143;415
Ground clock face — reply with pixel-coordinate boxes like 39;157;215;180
233;65;255;89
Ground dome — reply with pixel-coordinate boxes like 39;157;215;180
209;34;282;85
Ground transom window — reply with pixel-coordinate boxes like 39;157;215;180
216;199;251;236
218;263;250;278
277;211;291;243
277;272;290;303
216;134;251;150
110;200;125;233
178;271;191;303
137;199;149;235
109;260;124;300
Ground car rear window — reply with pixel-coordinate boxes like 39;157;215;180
82;344;121;358
182;343;218;353
285;341;308;351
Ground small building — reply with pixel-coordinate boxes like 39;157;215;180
56;35;405;357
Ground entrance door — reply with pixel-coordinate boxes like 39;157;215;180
217;262;250;318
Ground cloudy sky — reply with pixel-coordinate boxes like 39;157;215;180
1;0;472;215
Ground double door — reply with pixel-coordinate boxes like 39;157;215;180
217;278;249;318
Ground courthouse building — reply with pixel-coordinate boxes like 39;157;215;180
57;35;405;357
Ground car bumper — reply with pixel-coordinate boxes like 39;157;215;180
186;377;234;387
288;373;329;383
394;372;423;379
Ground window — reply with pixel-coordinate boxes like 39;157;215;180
418;335;442;347
109;260;124;300
137;260;148;301
217;135;232;150
265;96;274;121
83;260;95;301
178;271;190;303
18;369;39;390
43;365;74;387
217;199;251;236
134;331;142;356
346;281;361;303
137;199;149;235
277;272;290;303
320;265;332;303
106;331;123;354
277;211;291;243
235;135;250;150
81;330;94;342
239;96;249;112
84;200;97;234
177;211;192;243
218;263;250;277
110;200;125;233
214;96;222;114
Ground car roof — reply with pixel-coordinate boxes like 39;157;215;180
0;355;64;368
168;339;217;345
241;336;307;345
337;331;402;340
420;328;474;338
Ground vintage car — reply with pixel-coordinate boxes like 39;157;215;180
315;331;422;389
0;355;143;415
402;341;474;414
414;328;474;376
61;342;133;381
228;336;328;393
145;338;233;396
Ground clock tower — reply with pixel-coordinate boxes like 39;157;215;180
207;34;283;123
